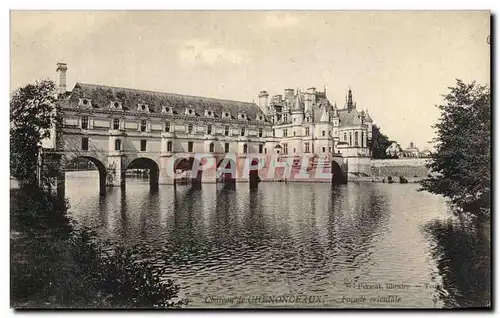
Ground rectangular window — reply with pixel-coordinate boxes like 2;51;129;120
81;137;89;151
140;120;147;132
225;126;230;136
225;143;230;153
293;131;296;137
140;140;147;151
259;144;263;154
207;125;212;135
165;122;170;132
188;141;194;152
283;143;288;154
305;127;310;136
329;147;332;153
305;142;310;153
283;129;288;137
81;116;89;130
240;127;245;136
167;141;172;152
113;118;120;130
258;128;263;138
188;124;193;134
322;130;325;136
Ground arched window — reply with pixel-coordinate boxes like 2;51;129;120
349;133;352;146
361;132;365;148
114;139;121;151
355;131;359;146
167;141;173;152
344;132;347;141
243;144;248;154
209;142;214;153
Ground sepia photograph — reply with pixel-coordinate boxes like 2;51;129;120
9;10;491;310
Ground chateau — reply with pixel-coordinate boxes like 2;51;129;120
259;87;373;158
46;62;374;189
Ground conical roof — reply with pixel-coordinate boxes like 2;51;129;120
364;109;373;122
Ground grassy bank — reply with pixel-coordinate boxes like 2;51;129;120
10;186;185;309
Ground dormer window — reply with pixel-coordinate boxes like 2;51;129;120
205;109;214;117
161;105;173;115
110;101;123;110
224;112;231;119
239;112;247;120
185;107;196;116
137;103;150;113
79;98;92;108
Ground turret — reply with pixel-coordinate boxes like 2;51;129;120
319;104;330;122
258;90;269;115
331;102;339;121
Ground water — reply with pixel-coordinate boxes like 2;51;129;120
64;171;490;308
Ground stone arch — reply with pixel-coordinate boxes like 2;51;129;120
331;158;347;185
216;156;237;183
63;155;107;193
126;157;160;189
173;156;202;186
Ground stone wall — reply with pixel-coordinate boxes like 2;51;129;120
368;158;431;182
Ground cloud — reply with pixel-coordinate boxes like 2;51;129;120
177;40;248;66
263;12;302;28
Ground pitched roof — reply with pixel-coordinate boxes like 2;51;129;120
338;108;363;126
67;83;267;122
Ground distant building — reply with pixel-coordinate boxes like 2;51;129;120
419;148;432;158
401;142;420;158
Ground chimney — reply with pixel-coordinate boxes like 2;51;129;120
258;90;269;115
56;62;68;95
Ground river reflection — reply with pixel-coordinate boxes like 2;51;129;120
65;171;490;308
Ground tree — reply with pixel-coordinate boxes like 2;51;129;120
10;80;57;187
369;124;393;159
420;79;490;214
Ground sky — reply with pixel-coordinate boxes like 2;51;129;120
10;11;490;149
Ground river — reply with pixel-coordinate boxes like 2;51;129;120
63;171;490;308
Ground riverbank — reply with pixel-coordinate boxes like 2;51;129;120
10;187;185;308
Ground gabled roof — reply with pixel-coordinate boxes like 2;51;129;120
67;83;266;122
